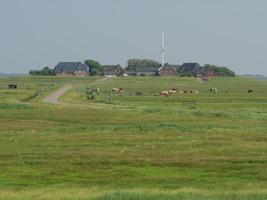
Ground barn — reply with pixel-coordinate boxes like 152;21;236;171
179;63;201;76
53;62;89;77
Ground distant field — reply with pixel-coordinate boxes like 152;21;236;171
0;76;267;200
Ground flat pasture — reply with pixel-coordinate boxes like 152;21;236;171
0;76;267;199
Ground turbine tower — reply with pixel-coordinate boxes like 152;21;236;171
161;32;165;67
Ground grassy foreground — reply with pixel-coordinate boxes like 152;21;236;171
0;76;267;199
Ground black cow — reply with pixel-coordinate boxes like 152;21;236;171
248;88;255;94
8;84;17;89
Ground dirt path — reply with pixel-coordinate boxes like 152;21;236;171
42;77;112;105
43;85;72;104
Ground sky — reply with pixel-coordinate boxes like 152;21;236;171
0;0;267;75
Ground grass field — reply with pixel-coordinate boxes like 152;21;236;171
0;76;267;199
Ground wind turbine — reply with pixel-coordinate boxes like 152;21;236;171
161;32;165;67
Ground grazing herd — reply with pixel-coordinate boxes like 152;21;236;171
109;87;257;97
6;83;257;97
159;88;200;97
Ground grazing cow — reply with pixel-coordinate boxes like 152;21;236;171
168;89;176;95
248;88;255;94
112;88;124;93
190;90;199;94
8;84;17;89
160;91;170;97
136;91;142;96
209;88;218;93
96;88;100;95
112;88;119;92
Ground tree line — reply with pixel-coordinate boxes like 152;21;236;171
29;66;53;76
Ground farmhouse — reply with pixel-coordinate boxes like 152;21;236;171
135;67;159;76
179;63;201;76
159;64;178;76
102;65;124;77
53;62;89;76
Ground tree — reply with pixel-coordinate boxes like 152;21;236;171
41;66;53;76
201;64;236;77
84;59;103;76
126;58;161;70
29;70;41;76
29;66;53;76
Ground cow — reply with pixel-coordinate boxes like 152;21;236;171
248;88;255;94
168;89;176;95
160;91;170;97
190;90;199;94
112;88;119;92
96;88;100;95
112;88;124;93
8;84;17;89
177;90;188;94
136;91;142;96
209;88;218;93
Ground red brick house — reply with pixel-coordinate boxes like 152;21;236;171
159;64;178;76
179;63;201;76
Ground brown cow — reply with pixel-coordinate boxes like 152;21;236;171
112;88;124;93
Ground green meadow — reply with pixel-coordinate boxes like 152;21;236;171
0;76;267;199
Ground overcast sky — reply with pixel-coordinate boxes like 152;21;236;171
0;0;267;75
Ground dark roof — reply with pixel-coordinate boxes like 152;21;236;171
180;63;201;73
135;67;159;73
171;65;181;71
54;62;89;74
76;63;89;71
